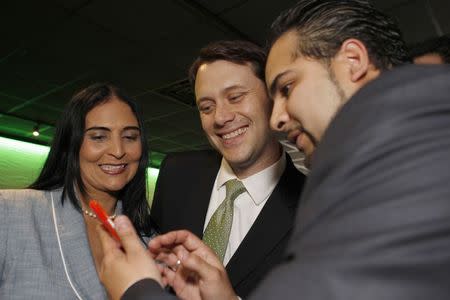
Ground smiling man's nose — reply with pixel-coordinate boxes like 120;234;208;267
214;102;235;126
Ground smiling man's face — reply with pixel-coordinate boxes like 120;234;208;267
195;59;279;176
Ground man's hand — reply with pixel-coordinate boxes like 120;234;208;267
149;230;238;300
96;215;163;300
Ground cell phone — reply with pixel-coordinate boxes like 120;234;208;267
89;200;121;243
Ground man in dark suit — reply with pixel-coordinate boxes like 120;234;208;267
150;40;305;298
96;1;450;299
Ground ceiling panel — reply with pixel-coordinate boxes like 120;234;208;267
430;0;450;34
9;103;61;126
0;71;54;102
194;0;247;15
1;0;448;168
0;1;69;58
0;93;28;112
136;92;188;120
158;108;203;133
221;0;302;45
387;0;438;43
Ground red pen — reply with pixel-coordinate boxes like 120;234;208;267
89;200;121;243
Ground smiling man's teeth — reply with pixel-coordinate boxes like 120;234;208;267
100;164;125;171
222;127;248;140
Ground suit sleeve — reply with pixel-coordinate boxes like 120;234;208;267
249;66;450;300
121;279;177;300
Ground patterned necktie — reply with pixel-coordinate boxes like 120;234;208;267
203;179;246;262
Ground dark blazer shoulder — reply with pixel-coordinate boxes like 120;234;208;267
151;150;222;236
161;150;221;169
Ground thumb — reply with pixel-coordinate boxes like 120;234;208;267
114;215;145;255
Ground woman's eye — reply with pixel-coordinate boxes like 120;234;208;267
124;135;139;141
90;135;106;141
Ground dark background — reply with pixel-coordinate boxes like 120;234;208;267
1;0;448;168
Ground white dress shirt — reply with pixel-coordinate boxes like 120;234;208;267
203;152;286;265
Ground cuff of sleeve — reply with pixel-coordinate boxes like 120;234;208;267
121;278;162;300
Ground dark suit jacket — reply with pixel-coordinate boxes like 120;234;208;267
123;65;450;300
150;150;305;297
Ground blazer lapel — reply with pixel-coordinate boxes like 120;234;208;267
54;190;106;299
181;153;221;238
225;157;303;287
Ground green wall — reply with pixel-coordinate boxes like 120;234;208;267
0;136;159;202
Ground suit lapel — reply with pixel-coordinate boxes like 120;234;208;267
181;153;221;238
54;190;106;299
225;157;303;287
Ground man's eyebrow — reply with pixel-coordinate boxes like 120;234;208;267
196;96;213;105
223;84;247;93
269;71;290;98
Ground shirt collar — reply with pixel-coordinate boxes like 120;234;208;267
216;152;286;205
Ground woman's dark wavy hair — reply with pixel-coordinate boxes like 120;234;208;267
30;83;154;235
268;0;410;69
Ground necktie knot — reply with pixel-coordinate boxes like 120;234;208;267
225;179;246;201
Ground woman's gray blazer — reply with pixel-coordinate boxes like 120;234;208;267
0;188;110;299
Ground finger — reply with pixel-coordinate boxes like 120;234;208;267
149;246;172;258
156;262;165;274
113;215;145;255
96;222;122;256
155;252;180;267
181;253;223;282
172;245;191;263
150;231;222;269
149;230;204;253
162;265;177;285
172;241;222;270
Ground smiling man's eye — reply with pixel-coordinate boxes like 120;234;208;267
199;104;213;114
229;93;244;101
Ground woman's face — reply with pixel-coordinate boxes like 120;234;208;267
79;97;142;197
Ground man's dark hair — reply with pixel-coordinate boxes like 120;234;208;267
30;83;154;235
189;40;267;88
268;0;410;70
409;34;450;64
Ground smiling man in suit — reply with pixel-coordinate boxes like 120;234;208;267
150;40;305;298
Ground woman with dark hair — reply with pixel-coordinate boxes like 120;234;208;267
0;83;156;299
